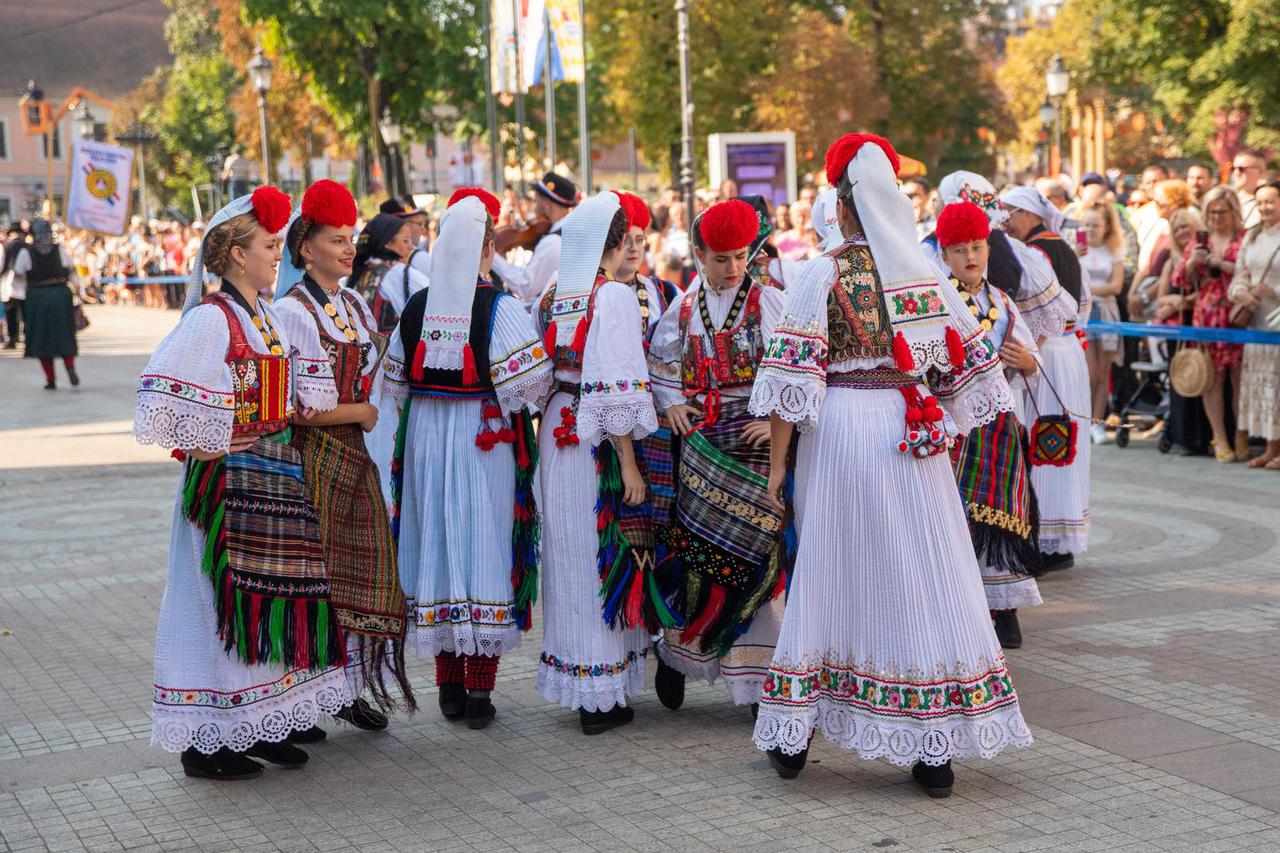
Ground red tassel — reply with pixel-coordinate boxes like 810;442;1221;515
623;569;646;628
294;599;310;671
170;448;187;463
514;418;530;468
770;569;787;601
543;321;557;359
410;338;427;381
893;332;915;373
680;583;728;644
247;595;262;665
461;343;479;386
946;326;966;369
570;316;589;355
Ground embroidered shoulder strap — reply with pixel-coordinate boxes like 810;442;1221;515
678;290;696;340
201;293;253;361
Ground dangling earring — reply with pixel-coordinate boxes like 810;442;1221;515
239;263;247;278
305;261;313;271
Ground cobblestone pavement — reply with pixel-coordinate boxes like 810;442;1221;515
3;305;1280;852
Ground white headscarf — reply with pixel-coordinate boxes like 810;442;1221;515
939;171;1007;227
418;196;488;371
810;188;842;251
999;185;1065;234
183;194;255;315
273;207;305;301
548;191;621;346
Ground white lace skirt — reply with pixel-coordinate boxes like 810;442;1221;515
657;595;783;706
152;502;351;754
752;387;1033;765
397;396;522;658
535;389;649;711
979;561;1043;610
1238;343;1280;441
1018;334;1091;554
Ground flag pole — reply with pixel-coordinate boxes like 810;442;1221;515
482;0;502;191
512;0;527;196
542;3;556;170
576;0;591;192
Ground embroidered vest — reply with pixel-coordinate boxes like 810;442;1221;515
677;282;765;393
825;241;894;363
634;274;680;347
288;289;383;404
400;282;501;398
538;275;606;373
203;293;292;437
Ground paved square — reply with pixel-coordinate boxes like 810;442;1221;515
3;306;1279;851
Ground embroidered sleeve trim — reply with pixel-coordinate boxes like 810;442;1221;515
491;340;553;414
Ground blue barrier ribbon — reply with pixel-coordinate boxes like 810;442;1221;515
98;275;218;285
1087;321;1280;346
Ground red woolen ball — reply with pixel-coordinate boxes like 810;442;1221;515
613;191;652;232
250;185;293;234
935;201;991;248
699;198;759;253
448;187;501;220
824;133;901;187
301;179;357;228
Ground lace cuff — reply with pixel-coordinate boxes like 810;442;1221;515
134;382;234;453
576;399;659;446
930;330;1016;435
492;340;553;415
748;371;826;432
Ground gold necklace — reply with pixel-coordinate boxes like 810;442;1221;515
311;281;359;342
250;311;285;356
952;276;999;332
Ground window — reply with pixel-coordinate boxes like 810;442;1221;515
0;120;7;159
41;123;62;160
0;197;13;227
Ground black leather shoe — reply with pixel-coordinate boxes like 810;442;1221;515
751;703;759;721
246;740;308;767
466;695;496;730
654;656;686;711
912;760;954;798
43;382;56;390
992;610;1023;650
67;367;80;387
336;697;389;731
287;725;326;745
180;747;263;780
579;705;635;735
766;746;808;779
1038;553;1074;573
439;683;466;720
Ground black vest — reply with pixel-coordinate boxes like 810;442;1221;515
986;229;1022;298
399;282;501;397
26;247;70;287
1025;224;1082;302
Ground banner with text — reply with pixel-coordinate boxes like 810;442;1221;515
64;139;134;235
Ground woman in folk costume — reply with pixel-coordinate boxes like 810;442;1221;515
133;187;351;780
935;201;1044;651
273;180;415;731
349;213;430;512
646;199;787;711
384;190;551;729
999;186;1092;570
749;134;1032;797
534;191;660;735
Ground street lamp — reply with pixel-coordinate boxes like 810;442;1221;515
1038;97;1055;177
248;44;274;183
73;102;96;140
1045;54;1069;177
675;0;696;280
117;122;158;221
378;107;403;196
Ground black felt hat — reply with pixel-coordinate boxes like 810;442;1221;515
533;171;577;207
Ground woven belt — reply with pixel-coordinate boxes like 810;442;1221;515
552;380;581;400
1062;319;1077;335
827;368;918;390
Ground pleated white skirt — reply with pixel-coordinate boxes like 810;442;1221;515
397;396;521;658
752;387;1032;765
1018;334;1091;554
535;390;649;711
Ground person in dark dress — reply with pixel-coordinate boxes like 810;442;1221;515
3;224;26;348
15;220;79;389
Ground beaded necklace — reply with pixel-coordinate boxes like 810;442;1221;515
220;281;284;355
950;275;999;333
697;275;751;334
303;276;358;342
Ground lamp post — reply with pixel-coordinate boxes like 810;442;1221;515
248;44;274;183
378;107;403;196
73;102;96;140
1038;97;1056;177
1045;54;1069;178
117;123;157;221
675;0;696;270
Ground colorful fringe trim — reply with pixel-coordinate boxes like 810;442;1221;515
510;410;540;631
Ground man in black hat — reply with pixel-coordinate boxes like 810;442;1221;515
492;171;577;308
381;195;430;275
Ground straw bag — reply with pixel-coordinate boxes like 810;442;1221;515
1169;344;1214;398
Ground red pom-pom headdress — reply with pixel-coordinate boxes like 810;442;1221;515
300;179;357;228
613;191;652;232
698;198;759;253
250;185;292;234
935;201;991;248
824;133;901;187
448;187;501;220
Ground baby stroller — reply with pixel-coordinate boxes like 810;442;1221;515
1112;339;1173;453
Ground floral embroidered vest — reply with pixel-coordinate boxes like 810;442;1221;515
289;289;384;404
538;274;607;373
825;240;894;363
677;282;765;393
202;293;292;437
399;281;501;398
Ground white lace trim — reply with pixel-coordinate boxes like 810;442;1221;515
133;394;232;454
151;668;352;755
752;700;1033;765
496;368;553;416
410;623;522;659
981;575;1044;610
576;401;659;447
657;636;722;684
942;377;1016;436
535;658;648;712
1038;531;1089;555
294;374;340;413
748;373;826;432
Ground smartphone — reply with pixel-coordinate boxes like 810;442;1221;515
1195;230;1210;246
1075;228;1087;255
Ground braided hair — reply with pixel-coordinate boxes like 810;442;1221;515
203;212;259;277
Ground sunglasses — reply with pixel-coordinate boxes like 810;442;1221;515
1233;165;1259;172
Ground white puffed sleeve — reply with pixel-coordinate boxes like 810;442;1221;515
646;294;687;413
1003;290;1041;395
134;303;235;454
577;280;659;445
748;257;833;431
927;276;1016;435
1011;237;1076;340
488;292;553;414
272;296;340;412
380;326;409;410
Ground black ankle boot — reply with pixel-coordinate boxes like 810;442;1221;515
466;692;496;730
992;610;1023;650
246;740;309;767
439;683;466;720
67;366;80;387
766;746;808;779
654;656;686;711
579;705;635;735
1038;552;1074;574
336;697;389;731
180;747;263;780
912;760;954;798
287;725;327;745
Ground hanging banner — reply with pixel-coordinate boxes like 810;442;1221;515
491;0;521;95
547;0;584;84
521;0;551;89
64;138;134;235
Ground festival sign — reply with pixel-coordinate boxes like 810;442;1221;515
64;138;135;235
